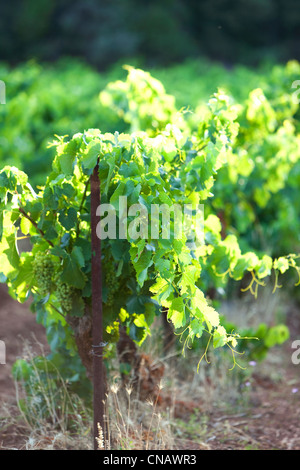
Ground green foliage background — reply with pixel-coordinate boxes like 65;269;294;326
1;0;300;68
1;0;300;410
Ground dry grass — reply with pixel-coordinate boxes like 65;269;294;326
0;334;180;450
0;369;176;450
100;378;175;450
1;340;93;449
2;288;291;450
1;330;246;450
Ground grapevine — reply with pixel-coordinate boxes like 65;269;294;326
0;72;299;392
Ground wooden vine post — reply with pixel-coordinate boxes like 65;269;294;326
90;161;106;450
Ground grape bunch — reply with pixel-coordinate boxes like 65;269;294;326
56;282;74;313
105;260;120;307
53;272;74;313
33;251;54;296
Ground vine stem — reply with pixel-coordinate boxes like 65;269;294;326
90;161;106;449
18;207;54;247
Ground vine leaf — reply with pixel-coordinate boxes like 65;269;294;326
58;207;78;231
61;252;86;289
168;297;186;329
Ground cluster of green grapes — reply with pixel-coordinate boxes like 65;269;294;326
53;272;74;313
56;282;74;313
105;260;120;307
32;251;54;297
33;252;74;313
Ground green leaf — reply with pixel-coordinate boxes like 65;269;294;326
43;187;59;211
231;252;260;280
61;253;86;289
162;140;177;162
57;139;80;175
82;141;101;170
167;297;186;329
256;255;273;279
0;211;3;241
20;216;31;236
205;214;222;235
110;181;126;206
11;253;34;302
273;257;289;274
264;324;289;348
178;251;192;266
0;171;9;191
144;302;157;325
104;154;116;194
155;258;172;280
189;319;204;339
192;289;219;331
158;189;173;207
71;246;85;268
179;264;200;294
203;305;220;331
150;276;173;302
213;325;228;349
132;248;153;286
119;161;141;178
58;207;78;231
0;233;19;276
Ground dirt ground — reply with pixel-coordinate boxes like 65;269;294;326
0;284;49;405
0;282;300;450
